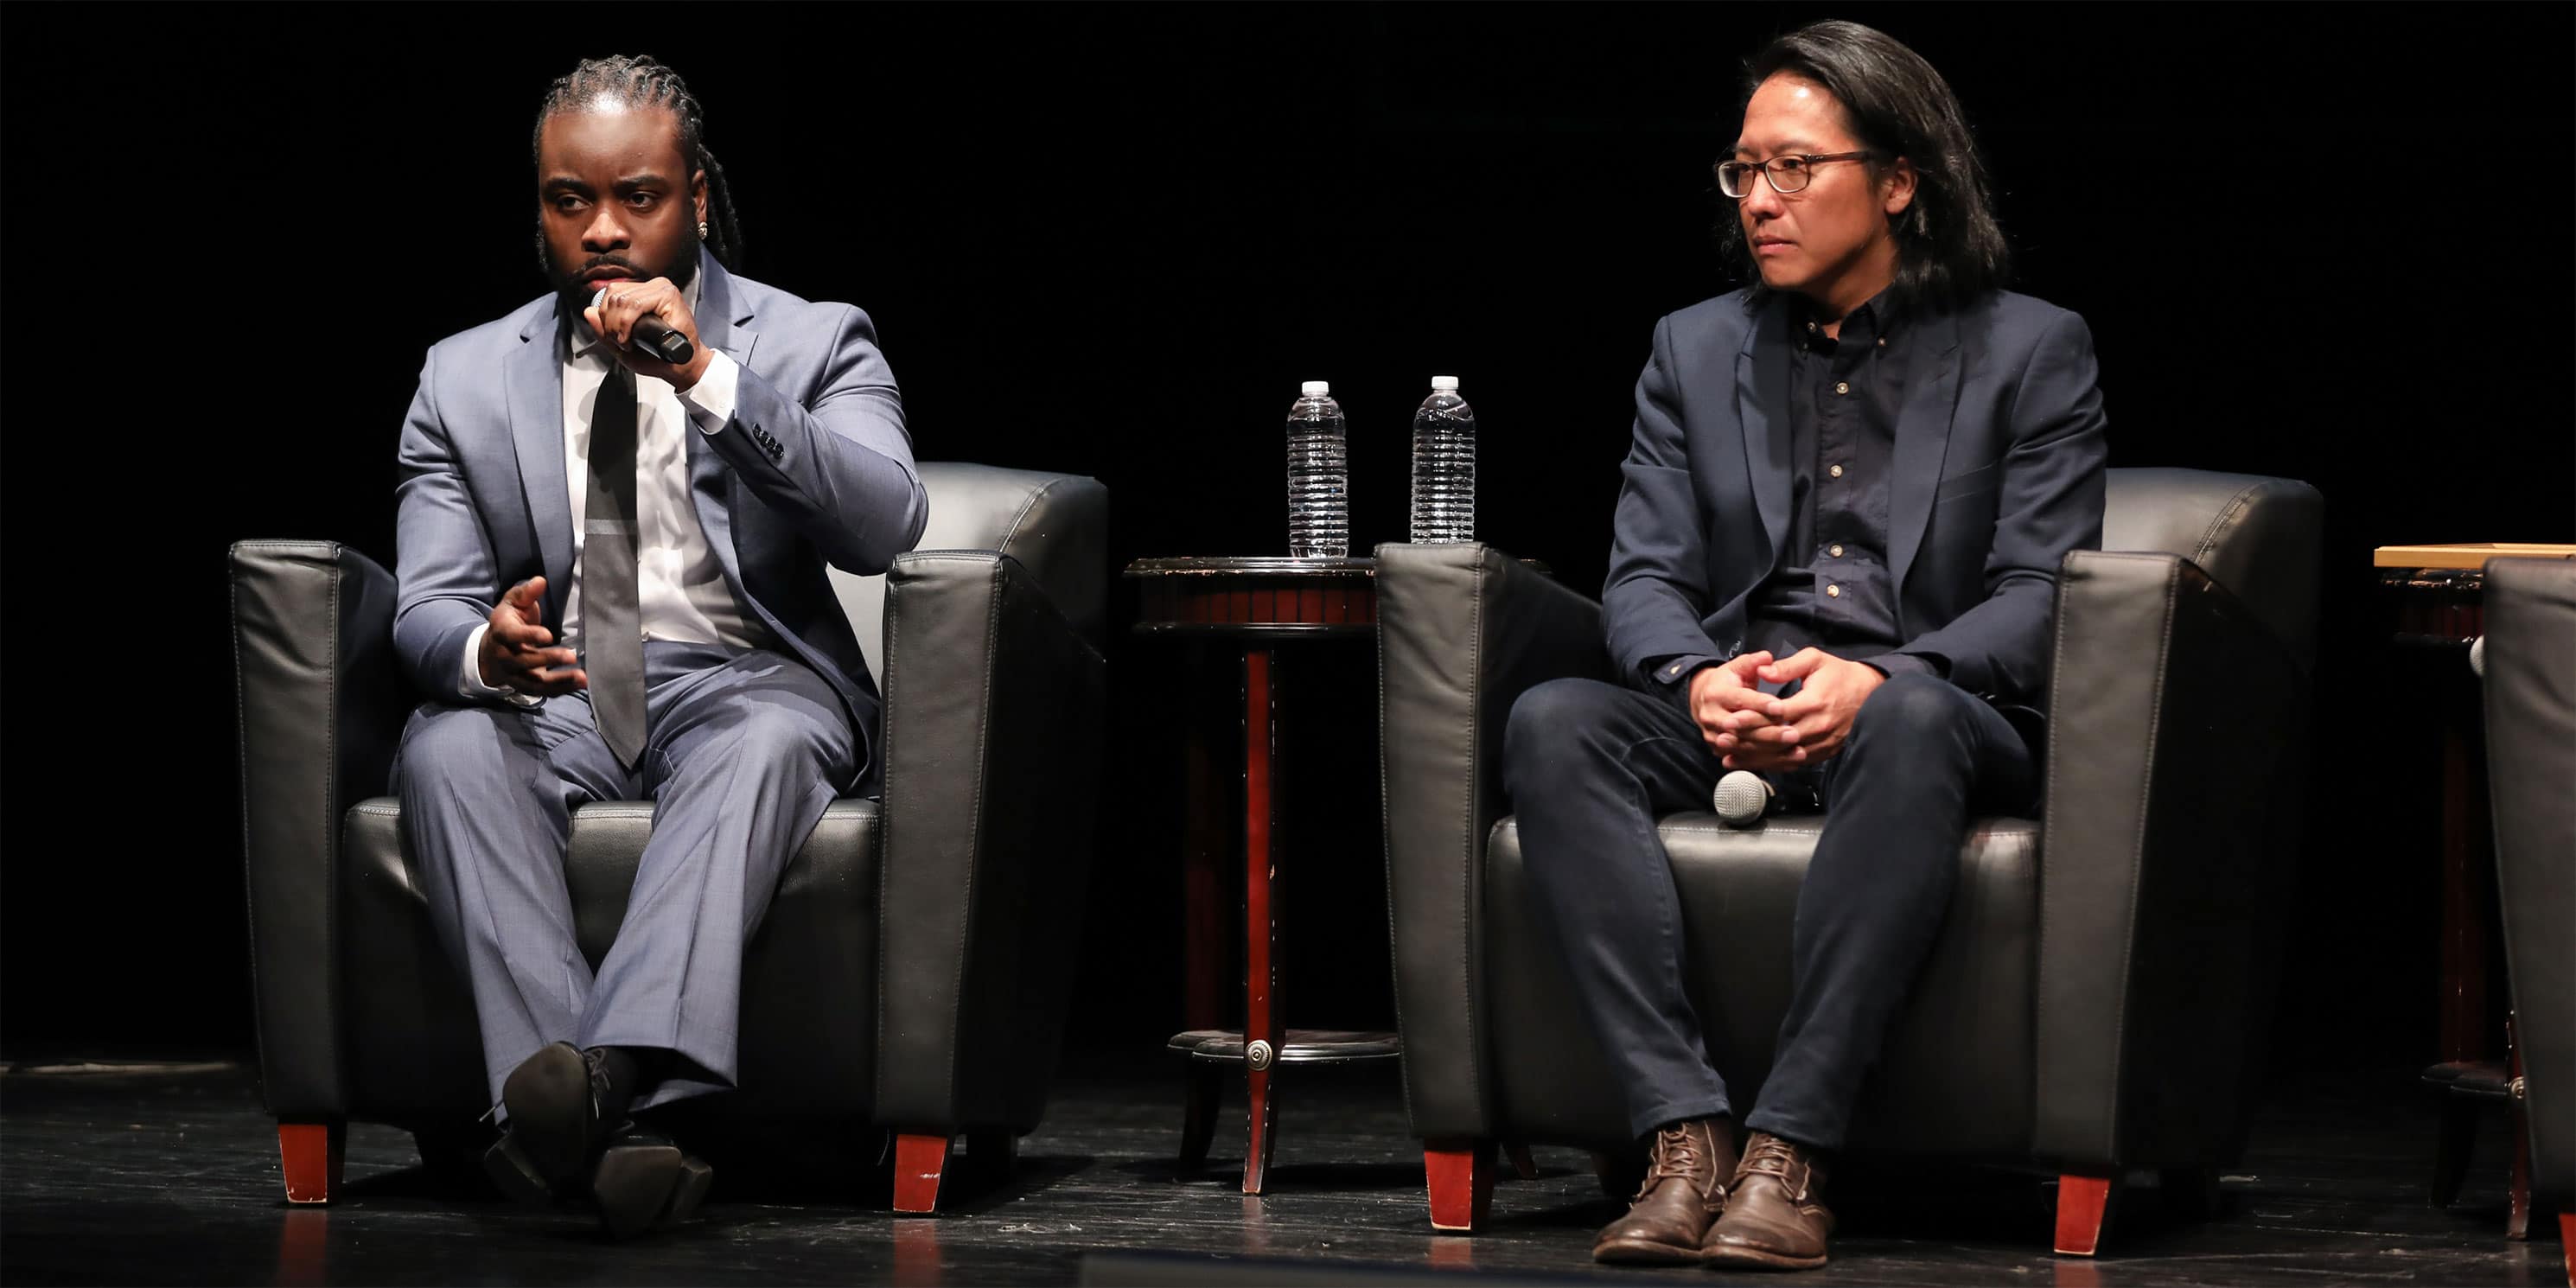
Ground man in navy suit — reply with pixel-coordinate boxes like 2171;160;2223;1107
1505;22;2107;1271
390;55;926;1235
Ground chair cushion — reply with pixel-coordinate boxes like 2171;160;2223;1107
337;797;882;1121
1482;813;2039;1157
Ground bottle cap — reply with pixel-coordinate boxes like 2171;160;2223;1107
1300;380;1331;396
1430;375;1459;391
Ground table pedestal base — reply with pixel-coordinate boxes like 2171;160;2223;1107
1167;1029;1401;1191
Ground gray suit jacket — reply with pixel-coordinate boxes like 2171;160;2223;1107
392;252;928;770
1604;288;2108;713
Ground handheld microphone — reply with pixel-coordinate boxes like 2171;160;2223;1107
590;287;696;366
1713;770;1773;828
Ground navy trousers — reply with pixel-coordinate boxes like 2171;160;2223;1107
1502;670;2037;1147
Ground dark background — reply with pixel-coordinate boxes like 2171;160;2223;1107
3;4;2567;1089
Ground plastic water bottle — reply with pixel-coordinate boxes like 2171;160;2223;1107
1408;375;1476;543
1286;380;1349;558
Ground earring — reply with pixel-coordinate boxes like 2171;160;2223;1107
698;220;710;240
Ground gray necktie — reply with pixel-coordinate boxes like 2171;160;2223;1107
582;363;648;769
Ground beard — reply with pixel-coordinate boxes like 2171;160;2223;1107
536;225;701;312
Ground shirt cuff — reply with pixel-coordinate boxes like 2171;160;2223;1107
460;623;543;707
679;350;740;435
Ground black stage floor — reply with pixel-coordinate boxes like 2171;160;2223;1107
0;1054;2554;1285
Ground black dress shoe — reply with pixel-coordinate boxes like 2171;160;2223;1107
481;1043;621;1208
590;1122;715;1239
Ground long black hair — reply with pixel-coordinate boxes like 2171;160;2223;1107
1723;21;2009;316
532;54;745;271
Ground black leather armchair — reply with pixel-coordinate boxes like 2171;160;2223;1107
230;462;1106;1213
1375;467;2321;1255
2479;557;2576;1279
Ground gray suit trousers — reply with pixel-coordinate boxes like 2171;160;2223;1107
395;641;859;1113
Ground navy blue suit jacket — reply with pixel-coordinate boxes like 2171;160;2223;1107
1603;289;2107;711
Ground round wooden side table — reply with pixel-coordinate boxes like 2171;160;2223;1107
1125;556;1402;1195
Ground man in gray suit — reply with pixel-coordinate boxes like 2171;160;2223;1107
391;54;926;1235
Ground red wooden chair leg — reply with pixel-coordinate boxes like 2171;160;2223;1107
1425;1138;1495;1232
893;1132;954;1214
2054;1173;2115;1256
2556;1210;2573;1288
277;1119;346;1205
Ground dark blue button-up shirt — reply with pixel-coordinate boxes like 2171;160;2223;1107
1649;291;1940;699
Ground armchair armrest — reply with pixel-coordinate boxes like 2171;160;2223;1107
874;550;1106;1135
229;540;412;1118
2483;557;2576;1198
1376;541;1614;1139
2033;548;2315;1171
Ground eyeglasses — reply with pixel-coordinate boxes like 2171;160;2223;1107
1715;151;1877;198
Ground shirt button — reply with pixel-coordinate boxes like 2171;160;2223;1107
1829;463;1845;478
1834;381;1850;395
1829;544;1845;558
1827;584;1842;598
1877;337;1886;348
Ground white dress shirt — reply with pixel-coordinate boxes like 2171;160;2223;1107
460;277;769;703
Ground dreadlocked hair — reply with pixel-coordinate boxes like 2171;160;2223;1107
532;54;745;269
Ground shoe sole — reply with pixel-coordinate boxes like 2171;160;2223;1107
661;1156;715;1228
1592;1235;1712;1266
592;1143;713;1240
1701;1243;1828;1272
500;1044;594;1184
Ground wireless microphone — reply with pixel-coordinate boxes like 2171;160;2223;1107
590;286;696;365
1714;770;1773;828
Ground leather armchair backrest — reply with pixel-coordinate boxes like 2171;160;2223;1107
2103;467;2324;666
830;462;1108;677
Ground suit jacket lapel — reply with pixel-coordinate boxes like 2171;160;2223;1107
1886;308;1963;595
1736;296;1795;571
692;251;758;372
506;305;574;623
687;252;758;584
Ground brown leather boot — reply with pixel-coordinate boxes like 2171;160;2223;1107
1702;1132;1834;1271
1590;1118;1738;1265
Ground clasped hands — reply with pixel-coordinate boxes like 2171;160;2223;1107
1687;647;1884;772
